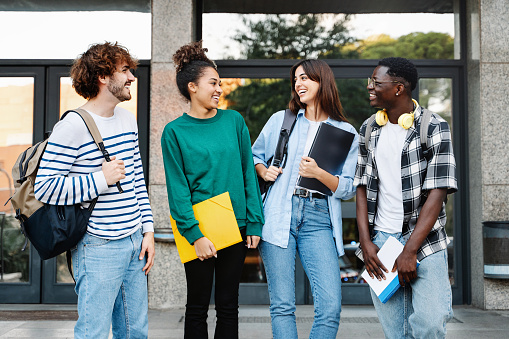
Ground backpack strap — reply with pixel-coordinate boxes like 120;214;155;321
261;109;297;202
419;107;432;151
61;109;123;193
364;114;377;151
66;250;75;284
272;109;297;168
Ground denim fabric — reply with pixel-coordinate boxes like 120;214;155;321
370;230;453;339
72;228;148;339
260;195;341;339
183;230;247;339
252;109;358;256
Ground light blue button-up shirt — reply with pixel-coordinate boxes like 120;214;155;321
252;109;359;256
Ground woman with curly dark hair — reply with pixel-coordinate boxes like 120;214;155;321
161;41;264;339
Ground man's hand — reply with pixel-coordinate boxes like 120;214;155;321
194;237;217;261
362;240;389;281
246;235;260;249
392;248;418;287
140;231;155;275
102;155;126;185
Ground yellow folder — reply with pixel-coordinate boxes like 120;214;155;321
170;192;242;263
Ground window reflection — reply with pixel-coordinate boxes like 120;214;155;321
0;77;34;283
204;13;455;60
419;77;454;285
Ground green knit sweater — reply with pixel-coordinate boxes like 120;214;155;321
161;109;264;244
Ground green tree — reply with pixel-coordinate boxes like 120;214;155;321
355;32;454;60
227;14;363;141
232;14;357;59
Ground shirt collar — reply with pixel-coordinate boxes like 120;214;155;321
296;108;336;125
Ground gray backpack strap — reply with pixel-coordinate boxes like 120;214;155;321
419;107;432;150
364;114;377;151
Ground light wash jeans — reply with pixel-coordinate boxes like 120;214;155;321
370;230;453;339
260;195;341;339
71;228;148;339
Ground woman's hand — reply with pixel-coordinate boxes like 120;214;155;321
263;165;283;182
246;236;260;249
299;156;322;179
194;237;217;261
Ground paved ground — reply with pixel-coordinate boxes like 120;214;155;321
0;304;508;338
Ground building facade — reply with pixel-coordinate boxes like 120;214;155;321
1;0;508;310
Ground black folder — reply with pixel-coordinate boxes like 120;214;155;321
297;122;355;195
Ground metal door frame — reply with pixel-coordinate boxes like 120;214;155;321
0;60;150;303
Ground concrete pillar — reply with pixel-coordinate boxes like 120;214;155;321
148;0;196;309
467;0;509;309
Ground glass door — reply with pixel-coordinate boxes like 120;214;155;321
0;68;45;303
41;65;150;303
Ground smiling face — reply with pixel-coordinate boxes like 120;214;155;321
294;65;320;107
107;61;135;102
189;67;223;110
367;65;401;110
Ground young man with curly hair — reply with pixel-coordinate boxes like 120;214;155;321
354;57;457;338
35;42;154;338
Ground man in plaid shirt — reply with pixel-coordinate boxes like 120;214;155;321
354;57;457;338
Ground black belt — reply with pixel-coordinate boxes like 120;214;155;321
293;188;326;199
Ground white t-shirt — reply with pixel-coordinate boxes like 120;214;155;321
295;120;323;194
374;122;407;233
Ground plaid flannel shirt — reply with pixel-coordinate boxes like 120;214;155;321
354;106;457;261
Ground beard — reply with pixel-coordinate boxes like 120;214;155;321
107;80;131;102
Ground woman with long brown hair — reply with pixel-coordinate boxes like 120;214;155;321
252;59;358;338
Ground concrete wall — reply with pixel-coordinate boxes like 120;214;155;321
467;0;509;309
148;0;195;309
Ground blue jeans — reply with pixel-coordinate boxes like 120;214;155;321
260;195;341;339
370;230;453;339
71;228;148;339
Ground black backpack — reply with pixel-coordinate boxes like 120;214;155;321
7;109;122;278
258;109;297;199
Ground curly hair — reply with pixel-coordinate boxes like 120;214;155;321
378;57;418;92
172;41;217;101
70;42;138;100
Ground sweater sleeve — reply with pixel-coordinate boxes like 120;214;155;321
239;117;264;237
34;119;109;205
161;125;203;244
132;130;154;233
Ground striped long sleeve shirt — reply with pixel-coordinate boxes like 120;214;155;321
35;107;154;239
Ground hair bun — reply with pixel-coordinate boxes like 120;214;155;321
172;41;213;73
